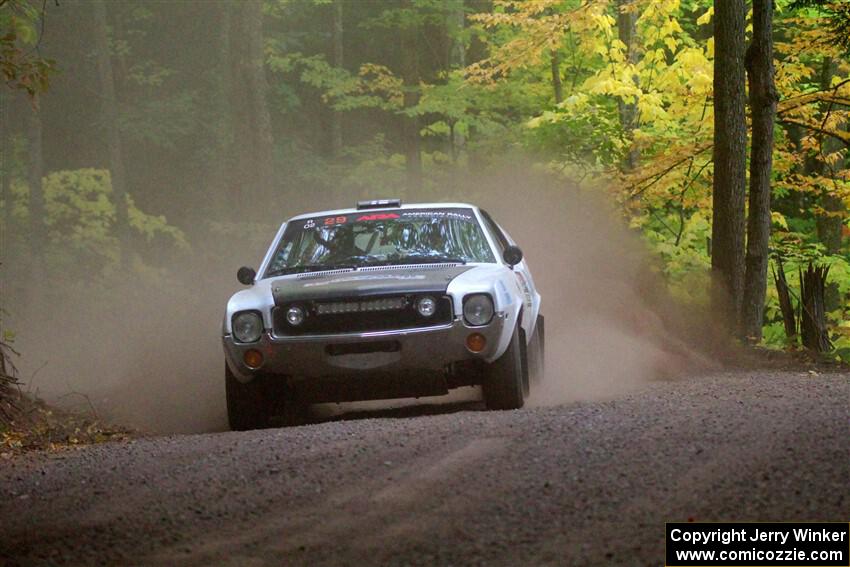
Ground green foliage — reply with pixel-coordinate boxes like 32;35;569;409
268;51;404;111
362;0;464;31
461;0;849;358
640;211;712;307
789;0;850;50
2;0;847;365
116;91;202;149
8;169;187;274
0;0;56;97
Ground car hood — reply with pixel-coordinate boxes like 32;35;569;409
270;264;474;304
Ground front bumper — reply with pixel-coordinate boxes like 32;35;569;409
223;315;506;383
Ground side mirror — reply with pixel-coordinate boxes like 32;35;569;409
503;245;523;268
237;266;256;285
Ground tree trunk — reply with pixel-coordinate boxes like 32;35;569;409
448;0;465;163
741;0;777;341
772;258;796;343
400;21;422;191
210;0;234;215
242;0;276;207
26;96;45;256
24;96;46;318
711;0;747;333
812;58;845;312
111;7;130;99
799;263;832;353
448;0;466;69
230;7;250;209
550;50;563;104
1;89;13;248
817;193;844;256
617;0;639;170
330;0;344;158
92;0;131;265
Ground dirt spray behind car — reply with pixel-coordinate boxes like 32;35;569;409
462;165;722;404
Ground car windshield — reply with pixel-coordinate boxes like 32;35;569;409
265;208;496;276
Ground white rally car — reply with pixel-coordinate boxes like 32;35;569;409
222;200;544;430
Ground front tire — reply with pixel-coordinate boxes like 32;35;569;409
482;325;526;410
225;363;270;431
528;314;545;385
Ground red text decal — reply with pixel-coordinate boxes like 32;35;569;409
357;213;400;221
324;216;348;226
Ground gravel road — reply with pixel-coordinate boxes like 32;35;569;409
1;370;847;566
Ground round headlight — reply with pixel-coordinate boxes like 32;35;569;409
233;311;263;343
286;305;305;326
463;294;494;326
416;296;436;317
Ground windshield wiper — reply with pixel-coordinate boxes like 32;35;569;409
267;264;356;277
386;255;467;265
269;257;465;276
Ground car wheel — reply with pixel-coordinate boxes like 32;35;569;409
519;327;530;397
277;397;309;427
482;324;526;410
528;314;545;385
225;363;270;431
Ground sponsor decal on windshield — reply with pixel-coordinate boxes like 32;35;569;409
400;210;473;221
295;208;476;229
323;216;348;226
357;213;400;221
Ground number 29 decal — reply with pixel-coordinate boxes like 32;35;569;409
324;216;348;226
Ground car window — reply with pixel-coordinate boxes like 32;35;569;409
265;208;497;276
480;210;510;253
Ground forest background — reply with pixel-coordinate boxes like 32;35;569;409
0;0;848;430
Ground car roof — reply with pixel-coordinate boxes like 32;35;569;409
286;202;480;222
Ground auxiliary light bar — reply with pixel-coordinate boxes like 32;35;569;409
316;297;406;315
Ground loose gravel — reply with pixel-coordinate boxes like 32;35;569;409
0;370;847;566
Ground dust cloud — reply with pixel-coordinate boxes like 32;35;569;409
12;252;234;433
9;164;721;433
465;166;721;404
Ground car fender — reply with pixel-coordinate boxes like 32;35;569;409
511;262;541;341
446;264;525;363
223;279;276;334
497;225;541;342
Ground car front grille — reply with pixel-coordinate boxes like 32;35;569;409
273;294;453;337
